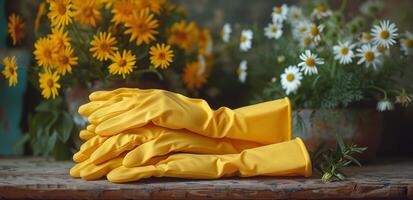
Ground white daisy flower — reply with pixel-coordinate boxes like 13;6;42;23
221;23;232;42
377;99;394;112
400;31;413;56
298;50;324;75
293;20;311;39
239;29;253;52
288;6;303;24
272;4;288;23
356;44;381;70
311;4;332;19
264;23;283;39
377;44;390;56
271;77;277;82
360;0;383;16
281;65;302;95
333;41;356;64
371;20;398;48
237;60;248;83
299;36;315;49
307;23;324;43
360;32;373;44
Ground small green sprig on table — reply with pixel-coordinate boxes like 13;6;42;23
312;134;367;183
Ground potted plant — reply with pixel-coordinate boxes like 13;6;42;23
216;1;413;160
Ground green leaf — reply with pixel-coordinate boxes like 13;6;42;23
47;131;58;155
335;133;345;154
344;154;362;167
54;111;74;143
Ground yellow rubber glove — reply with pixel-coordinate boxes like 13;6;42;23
78;88;291;144
74;125;260;165
70;155;167;180
106;138;312;183
73;135;108;163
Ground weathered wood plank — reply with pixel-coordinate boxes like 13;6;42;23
0;158;412;199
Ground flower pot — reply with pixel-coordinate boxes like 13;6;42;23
293;109;382;161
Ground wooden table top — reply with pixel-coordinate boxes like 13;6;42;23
0;158;412;199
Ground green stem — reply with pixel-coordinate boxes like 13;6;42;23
368;85;388;99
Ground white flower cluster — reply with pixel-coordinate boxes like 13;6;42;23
219;2;412;109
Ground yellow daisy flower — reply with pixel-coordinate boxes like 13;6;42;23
48;0;73;29
35;2;46;32
183;61;207;91
111;0;137;25
168;20;198;52
136;0;165;15
8;14;25;45
73;0;102;27
54;47;78;75
108;50;136;78
39;70;61;99
2;56;18;86
49;28;71;50
90;32;118;61
34;37;57;68
124;9;159;46
149;43;174;69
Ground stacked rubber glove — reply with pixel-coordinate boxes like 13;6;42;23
70;88;312;183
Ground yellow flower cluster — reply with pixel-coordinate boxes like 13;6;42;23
5;0;213;99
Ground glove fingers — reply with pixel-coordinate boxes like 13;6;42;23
80;156;123;180
87;97;137;125
73;135;108;163
89;88;141;101
78;101;107;117
70;159;92;178
79;129;95;141
123;130;251;167
89;132;147;165
95;107;149;136
107;165;164;183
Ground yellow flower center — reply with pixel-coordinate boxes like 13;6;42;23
380;30;390;39
177;31;188;41
44;49;52;58
310;26;319;36
99;42;110;52
240;35;246;43
47;79;54;88
404;38;413;48
9;67;15;75
340;47;349;55
158;52;166;60
316;5;327;13
57;3;67;15
303;37;311;46
305;58;315;67
271;27;277;33
274;7;282;14
58;55;69;65
364;51;375;61
286;73;295;82
363;33;372;41
299;27;307;33
378;45;386;53
118;59;126;67
83;7;94;18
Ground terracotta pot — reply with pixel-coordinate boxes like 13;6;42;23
293;109;382;161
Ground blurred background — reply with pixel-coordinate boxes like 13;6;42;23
0;0;412;160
